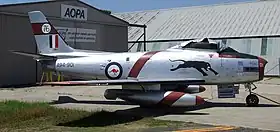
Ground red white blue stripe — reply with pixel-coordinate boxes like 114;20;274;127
49;34;58;49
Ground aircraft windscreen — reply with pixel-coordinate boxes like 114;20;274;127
218;46;239;53
182;42;219;50
171;38;240;53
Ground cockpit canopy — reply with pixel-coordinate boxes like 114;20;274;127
169;38;239;53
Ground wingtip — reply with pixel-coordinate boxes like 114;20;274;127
9;50;22;54
28;10;42;14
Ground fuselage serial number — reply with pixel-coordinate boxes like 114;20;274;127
56;62;74;68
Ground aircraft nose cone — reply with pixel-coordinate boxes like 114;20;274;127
258;57;268;67
196;96;205;105
258;57;268;80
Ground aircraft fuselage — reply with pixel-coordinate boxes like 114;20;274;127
52;49;266;85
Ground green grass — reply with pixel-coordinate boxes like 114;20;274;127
0;100;204;132
0;100;92;131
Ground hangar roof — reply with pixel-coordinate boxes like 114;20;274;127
114;0;280;41
0;0;129;26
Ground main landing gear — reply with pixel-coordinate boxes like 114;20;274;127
244;83;259;106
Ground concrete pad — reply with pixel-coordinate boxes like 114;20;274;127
157;79;280;131
0;78;280;131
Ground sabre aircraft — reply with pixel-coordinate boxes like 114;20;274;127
12;11;268;107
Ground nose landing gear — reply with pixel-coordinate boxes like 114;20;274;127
246;94;259;106
244;83;259;106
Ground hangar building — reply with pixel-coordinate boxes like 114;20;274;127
0;0;129;87
114;0;280;76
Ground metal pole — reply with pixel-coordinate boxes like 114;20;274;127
144;25;146;51
279;58;280;76
35;38;38;83
74;23;77;49
128;33;144;51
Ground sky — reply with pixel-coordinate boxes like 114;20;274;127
0;0;255;13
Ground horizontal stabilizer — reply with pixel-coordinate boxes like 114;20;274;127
10;50;56;60
42;78;205;86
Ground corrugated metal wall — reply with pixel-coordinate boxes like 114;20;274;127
225;37;280;76
0;1;128;87
0;13;37;86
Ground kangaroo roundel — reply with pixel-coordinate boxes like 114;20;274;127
105;62;123;79
42;23;51;34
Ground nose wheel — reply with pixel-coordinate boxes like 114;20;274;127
246;94;259;106
244;83;259;106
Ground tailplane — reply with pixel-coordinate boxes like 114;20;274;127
10;50;56;61
28;11;74;54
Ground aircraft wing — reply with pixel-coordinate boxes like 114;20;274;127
42;78;205;86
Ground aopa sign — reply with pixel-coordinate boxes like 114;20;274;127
61;4;88;21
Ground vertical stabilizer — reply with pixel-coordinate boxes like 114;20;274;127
28;11;74;54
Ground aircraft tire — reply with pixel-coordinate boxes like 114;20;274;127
246;94;259;106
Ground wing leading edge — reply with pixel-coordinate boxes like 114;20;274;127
42;78;205;86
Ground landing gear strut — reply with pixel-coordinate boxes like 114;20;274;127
140;85;146;92
244;83;259;106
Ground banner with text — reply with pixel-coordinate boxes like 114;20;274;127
55;27;96;43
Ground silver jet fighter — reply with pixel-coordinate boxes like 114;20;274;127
12;11;268;107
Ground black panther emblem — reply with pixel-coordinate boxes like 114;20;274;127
169;59;218;76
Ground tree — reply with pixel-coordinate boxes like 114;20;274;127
99;9;111;15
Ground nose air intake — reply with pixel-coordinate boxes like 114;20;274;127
258;57;268;80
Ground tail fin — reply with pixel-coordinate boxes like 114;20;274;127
28;11;74;54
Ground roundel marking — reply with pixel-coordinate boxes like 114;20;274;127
105;62;123;79
42;23;51;34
